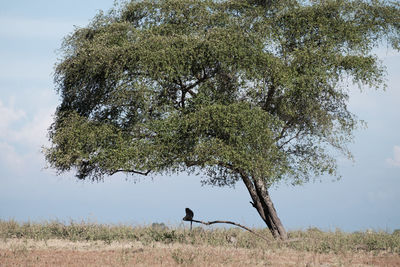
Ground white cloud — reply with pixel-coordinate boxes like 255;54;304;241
0;99;55;172
0;141;24;168
14;108;55;149
386;146;400;167
0;100;26;136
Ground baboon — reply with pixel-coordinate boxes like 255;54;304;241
183;208;194;221
183;208;194;230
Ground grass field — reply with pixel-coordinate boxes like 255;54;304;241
1;220;400;266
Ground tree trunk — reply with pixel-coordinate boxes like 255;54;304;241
241;173;288;240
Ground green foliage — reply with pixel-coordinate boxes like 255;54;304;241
45;0;400;186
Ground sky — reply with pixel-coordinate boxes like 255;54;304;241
0;0;399;232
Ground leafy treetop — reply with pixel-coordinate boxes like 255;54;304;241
46;0;400;187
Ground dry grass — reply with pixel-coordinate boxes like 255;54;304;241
1;239;400;266
1;220;399;266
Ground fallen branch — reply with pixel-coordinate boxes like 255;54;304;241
188;219;272;243
182;208;302;244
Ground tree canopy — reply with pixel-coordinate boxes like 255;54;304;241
45;0;399;239
47;0;399;183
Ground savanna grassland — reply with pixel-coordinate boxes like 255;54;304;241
1;220;400;266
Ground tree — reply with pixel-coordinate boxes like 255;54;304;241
45;0;400;240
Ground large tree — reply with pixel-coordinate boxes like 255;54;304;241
45;0;400;240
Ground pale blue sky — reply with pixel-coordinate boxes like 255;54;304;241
1;0;399;232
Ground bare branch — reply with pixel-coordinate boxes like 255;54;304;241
110;169;151;176
185;218;303;244
277;128;303;149
188;219;272;243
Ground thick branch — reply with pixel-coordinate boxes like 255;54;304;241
187;219;272;243
184;218;301;244
186;67;220;92
264;83;276;111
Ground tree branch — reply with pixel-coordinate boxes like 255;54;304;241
110;169;151;176
277;128;303;149
187;219;272;243
184;67;219;93
264;82;276;111
185;218;303;244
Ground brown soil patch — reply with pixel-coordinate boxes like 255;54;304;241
1;238;399;266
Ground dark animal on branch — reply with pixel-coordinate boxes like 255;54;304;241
183;208;194;221
183;207;194;230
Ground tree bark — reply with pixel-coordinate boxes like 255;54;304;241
241;173;288;240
